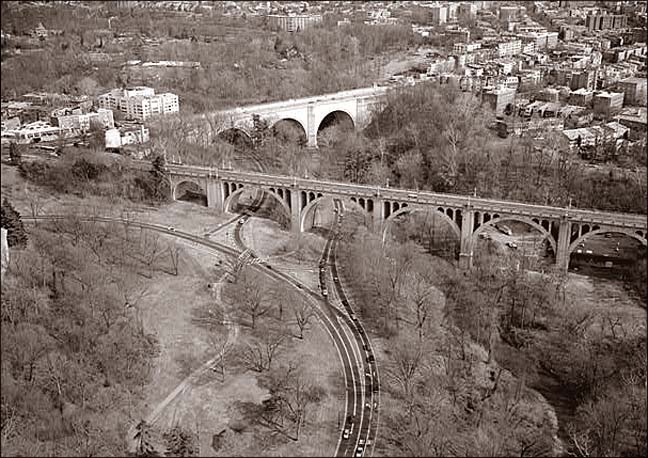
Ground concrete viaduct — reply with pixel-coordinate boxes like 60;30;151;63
191;86;388;148
167;164;647;270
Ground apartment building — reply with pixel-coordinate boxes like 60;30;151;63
518;31;559;50
96;87;179;121
453;42;482;54
482;87;517;115
497;39;522;58
268;14;322;32
430;5;447;25
569;88;594;107
50;108;114;133
585;12;628;31
593;91;625;117
618;77;647;106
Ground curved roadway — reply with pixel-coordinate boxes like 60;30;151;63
23;214;368;456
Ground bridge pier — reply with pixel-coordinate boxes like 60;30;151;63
555;217;572;272
372;198;384;233
458;206;475;269
290;188;301;233
306;103;318;148
206;180;224;212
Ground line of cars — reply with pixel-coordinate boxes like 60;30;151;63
328;199;379;458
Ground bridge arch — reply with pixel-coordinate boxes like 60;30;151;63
271;118;307;145
472;215;557;254
217;127;253;148
223;185;291;221
382;206;461;244
172;179;206;202
300;195;369;232
568;228;647;256
317;110;355;136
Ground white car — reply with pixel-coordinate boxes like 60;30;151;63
167;226;175;232
506;241;518;249
343;428;350;439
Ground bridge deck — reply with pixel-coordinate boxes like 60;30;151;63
167;164;647;229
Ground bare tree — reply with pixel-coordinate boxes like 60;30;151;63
232;268;272;329
239;322;288;372
293;302;314;340
167;242;183;276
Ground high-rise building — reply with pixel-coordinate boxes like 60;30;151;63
585;12;628;31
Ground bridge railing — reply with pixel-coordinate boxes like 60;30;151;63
167;165;648;227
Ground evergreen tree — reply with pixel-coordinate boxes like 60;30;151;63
148;155;169;201
251;114;270;149
134;420;159;457
163;424;198;457
0;198;28;248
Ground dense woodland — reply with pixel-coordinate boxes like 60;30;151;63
1;2;418;111
336;221;647;457
0;214;167;455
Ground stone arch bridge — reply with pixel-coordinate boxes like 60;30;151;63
168;165;647;270
190;86;388;148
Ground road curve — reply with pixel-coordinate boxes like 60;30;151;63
321;200;380;457
23;214;361;457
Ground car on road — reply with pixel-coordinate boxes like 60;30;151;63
333;276;339;281
343;428;350;439
167;226;175;232
356;445;365;457
238;218;246;224
357;326;365;334
479;233;491;240
506;241;518;249
496;224;512;236
366;353;375;363
365;402;372;410
322;288;328;297
359;438;366;446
